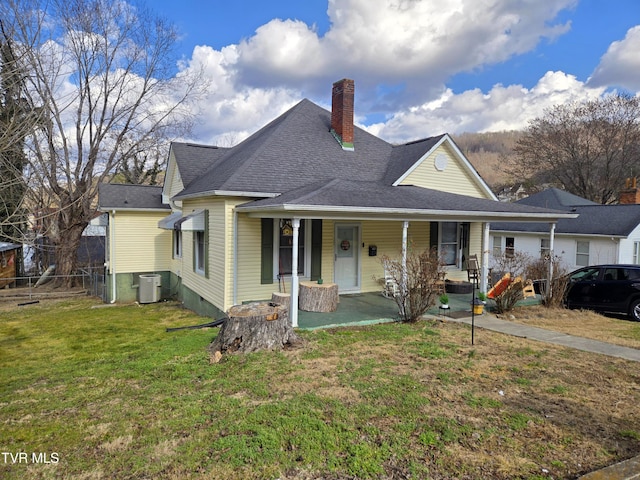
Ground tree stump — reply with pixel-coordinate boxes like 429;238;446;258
208;302;302;359
299;281;339;312
271;292;290;310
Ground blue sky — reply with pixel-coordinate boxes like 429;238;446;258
151;0;640;144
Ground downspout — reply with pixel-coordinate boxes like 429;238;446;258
290;218;300;328
110;210;117;303
232;208;238;305
482;222;490;294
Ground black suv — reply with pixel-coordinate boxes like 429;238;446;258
565;264;640;321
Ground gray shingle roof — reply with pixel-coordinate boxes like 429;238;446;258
98;183;169;210
516;188;598;208
383;136;444;184
237;179;571;221
492;189;640;236
170;143;229;188
163;98;572;222
174;99;393;198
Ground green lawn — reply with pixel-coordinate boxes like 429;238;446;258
1;298;639;479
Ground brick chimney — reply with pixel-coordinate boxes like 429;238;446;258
330;78;355;151
619;177;640;204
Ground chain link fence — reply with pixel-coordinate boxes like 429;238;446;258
0;270;106;304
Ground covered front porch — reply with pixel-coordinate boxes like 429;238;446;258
236;180;575;328
297;290;477;330
296;289;542;330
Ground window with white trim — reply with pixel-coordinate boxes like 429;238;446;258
440;222;458;266
540;238;550;258
576;240;590;267
173;230;182;258
195;230;206;274
276;219;306;276
634;242;640;265
492;235;502;257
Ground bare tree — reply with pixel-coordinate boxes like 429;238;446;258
0;22;40;244
507;94;640;204
114;137;166;185
1;0;202;283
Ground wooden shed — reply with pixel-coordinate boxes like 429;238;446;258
0;242;21;288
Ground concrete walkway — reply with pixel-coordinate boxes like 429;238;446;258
443;312;640;362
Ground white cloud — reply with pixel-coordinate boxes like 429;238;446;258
366;72;605;142
173;0;636;145
588;26;640;91
233;0;576;105
178;45;302;145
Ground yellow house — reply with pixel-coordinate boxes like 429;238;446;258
100;79;573;323
98;183;172;303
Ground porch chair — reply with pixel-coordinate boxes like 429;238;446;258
466;254;480;287
382;270;399;298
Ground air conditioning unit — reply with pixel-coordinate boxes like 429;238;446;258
138;274;161;303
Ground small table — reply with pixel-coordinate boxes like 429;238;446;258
299;281;339;312
438;305;450;318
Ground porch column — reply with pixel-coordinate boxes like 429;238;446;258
401;221;409;315
290;218;300;328
548;223;556;298
482;222;490;294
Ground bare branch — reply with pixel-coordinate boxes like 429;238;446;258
0;0;205;282
507;94;640;204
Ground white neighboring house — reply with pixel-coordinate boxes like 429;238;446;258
490;187;640;271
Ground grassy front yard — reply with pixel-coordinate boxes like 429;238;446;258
1;298;639;479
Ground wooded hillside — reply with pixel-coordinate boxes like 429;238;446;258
452;131;523;188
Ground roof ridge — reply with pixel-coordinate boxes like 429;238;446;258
401;134;445;146
186;143;223;149
106;182;161;188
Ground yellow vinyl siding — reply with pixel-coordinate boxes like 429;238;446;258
186;207;488;311
400;144;490;199
469;223;483;261
113;211;171;273
361;221;430;292
236;215;273;303
179;199;225;310
321;220;335;286
223;200;245;309
178;197;248;312
168;171;184;200
165;150;185;200
169;234;182;276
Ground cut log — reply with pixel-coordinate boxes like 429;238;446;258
299;281;339;312
208;302;302;358
271;292;291;309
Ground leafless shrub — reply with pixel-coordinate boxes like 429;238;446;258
525;255;570;308
490;251;531;314
380;247;445;323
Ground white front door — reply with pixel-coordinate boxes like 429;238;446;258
334;224;360;292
